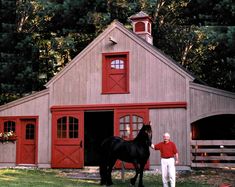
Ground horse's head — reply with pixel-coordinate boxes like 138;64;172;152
138;122;152;147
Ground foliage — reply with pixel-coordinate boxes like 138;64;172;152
152;0;235;91
0;131;17;143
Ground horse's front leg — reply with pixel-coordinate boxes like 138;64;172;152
130;163;140;186
137;162;146;187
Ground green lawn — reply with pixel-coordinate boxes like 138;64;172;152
0;168;210;187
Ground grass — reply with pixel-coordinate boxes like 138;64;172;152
0;168;211;187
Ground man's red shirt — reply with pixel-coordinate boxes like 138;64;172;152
153;141;178;158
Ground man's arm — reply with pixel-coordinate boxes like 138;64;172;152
175;153;179;164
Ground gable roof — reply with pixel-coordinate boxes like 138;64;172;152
45;20;197;88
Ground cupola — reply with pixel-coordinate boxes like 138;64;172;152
129;11;153;45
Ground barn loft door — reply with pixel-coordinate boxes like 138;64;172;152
114;109;149;169
102;52;129;94
51;111;84;168
18;119;37;165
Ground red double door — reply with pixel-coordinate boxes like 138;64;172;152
51;109;148;168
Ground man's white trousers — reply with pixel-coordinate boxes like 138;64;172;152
161;158;176;187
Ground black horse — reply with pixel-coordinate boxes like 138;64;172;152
99;123;152;187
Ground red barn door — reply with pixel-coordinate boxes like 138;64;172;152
114;109;149;169
18;119;37;164
52;111;84;168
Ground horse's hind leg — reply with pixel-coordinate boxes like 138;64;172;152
130;163;140;186
99;163;107;185
106;159;116;186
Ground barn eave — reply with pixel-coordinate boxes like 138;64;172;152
0;89;49;111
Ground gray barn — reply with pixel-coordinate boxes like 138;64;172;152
0;12;235;169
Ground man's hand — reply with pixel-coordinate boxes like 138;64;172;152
151;144;155;149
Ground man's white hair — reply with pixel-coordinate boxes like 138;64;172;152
163;132;170;137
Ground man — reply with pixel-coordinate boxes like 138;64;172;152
151;132;179;187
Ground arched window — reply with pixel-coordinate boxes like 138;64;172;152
57;116;79;139
111;59;124;69
119;115;143;139
147;22;151;33
135;22;145;32
4;121;16;132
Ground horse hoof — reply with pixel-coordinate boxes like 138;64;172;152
130;178;136;185
106;182;113;186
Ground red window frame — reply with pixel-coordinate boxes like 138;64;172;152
102;52;129;94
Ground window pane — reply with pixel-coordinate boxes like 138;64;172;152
120;131;124;138
111;60;125;69
124;115;130;122
57;117;67;138
133;123;137;130
133;116;137;123
69;117;79;138
26;124;35;140
4;121;16;132
133;131;137;138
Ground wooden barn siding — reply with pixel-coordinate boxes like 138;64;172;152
0;91;50;167
190;83;235;122
149;108;189;166
0;143;16;165
50;27;187;105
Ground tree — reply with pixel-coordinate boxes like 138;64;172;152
151;0;235;91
